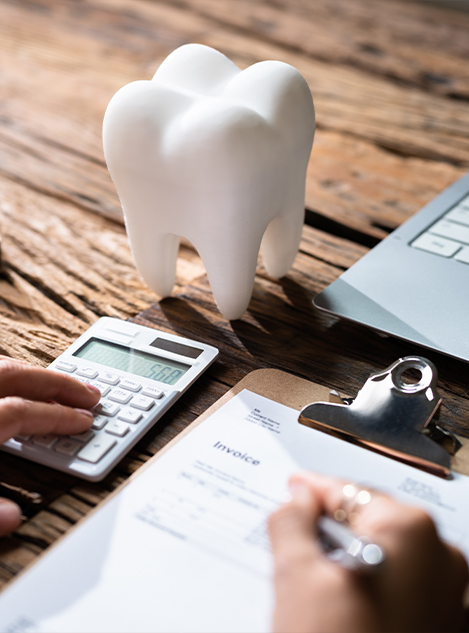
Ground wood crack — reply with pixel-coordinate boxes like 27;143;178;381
29;133;107;168
5;263;88;322
304;208;381;248
0;168;121;223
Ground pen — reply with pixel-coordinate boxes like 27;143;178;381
317;515;385;572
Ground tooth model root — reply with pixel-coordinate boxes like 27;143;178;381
103;43;315;320
129;230;180;299
262;196;306;279
196;229;265;321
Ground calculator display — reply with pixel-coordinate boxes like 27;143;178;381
73;338;191;385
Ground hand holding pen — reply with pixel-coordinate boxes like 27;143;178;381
268;473;468;633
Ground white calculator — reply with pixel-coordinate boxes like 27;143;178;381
1;318;219;481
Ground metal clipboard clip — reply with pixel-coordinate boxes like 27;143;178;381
298;356;463;478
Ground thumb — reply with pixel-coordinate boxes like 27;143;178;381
0;498;22;537
268;479;322;570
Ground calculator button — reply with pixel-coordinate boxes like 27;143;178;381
88;381;110;398
56;361;76;373
32;435;58;449
108;389;132;405
105;421;130;437
55;438;82;456
120;379;142;392
98;372;120;385
130;395;155;411
77;435;117;463
77;367;99;379
141;386;164;399
14;435;31;442
91;415;108;430
117;408;142;424
95;401;120;417
69;429;95;443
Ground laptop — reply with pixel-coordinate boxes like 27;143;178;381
313;171;469;364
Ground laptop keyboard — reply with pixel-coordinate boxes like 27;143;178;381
411;193;469;264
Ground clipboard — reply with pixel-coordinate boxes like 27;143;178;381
151;364;469;481
3;365;469;590
1;365;469;633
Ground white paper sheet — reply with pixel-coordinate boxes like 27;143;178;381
1;389;468;633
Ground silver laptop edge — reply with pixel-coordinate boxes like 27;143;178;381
314;172;469;363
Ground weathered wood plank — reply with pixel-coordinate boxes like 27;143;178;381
15;510;73;548
0;538;40;585
0;0;466;243
0;175;208;363
0;171;374;369
167;0;469;99
306;131;463;242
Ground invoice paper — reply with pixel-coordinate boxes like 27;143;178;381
0;389;468;633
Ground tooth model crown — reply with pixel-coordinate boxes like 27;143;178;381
103;43;315;320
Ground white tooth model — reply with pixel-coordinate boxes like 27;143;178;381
103;44;315;320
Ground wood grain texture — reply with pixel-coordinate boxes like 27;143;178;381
0;0;468;592
168;0;469;99
0;0;466;242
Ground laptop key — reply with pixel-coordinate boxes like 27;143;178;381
445;205;469;227
411;233;460;257
429;219;469;245
454;247;469;264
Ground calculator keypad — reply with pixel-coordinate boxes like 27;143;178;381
0;317;218;482
23;365;167;468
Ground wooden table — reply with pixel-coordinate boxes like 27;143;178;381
0;0;469;589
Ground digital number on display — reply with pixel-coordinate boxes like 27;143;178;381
74;338;191;386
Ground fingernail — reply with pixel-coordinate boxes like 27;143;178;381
0;499;22;523
288;479;311;503
86;385;101;394
75;408;94;418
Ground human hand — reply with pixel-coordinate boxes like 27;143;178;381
268;472;468;633
0;356;101;536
